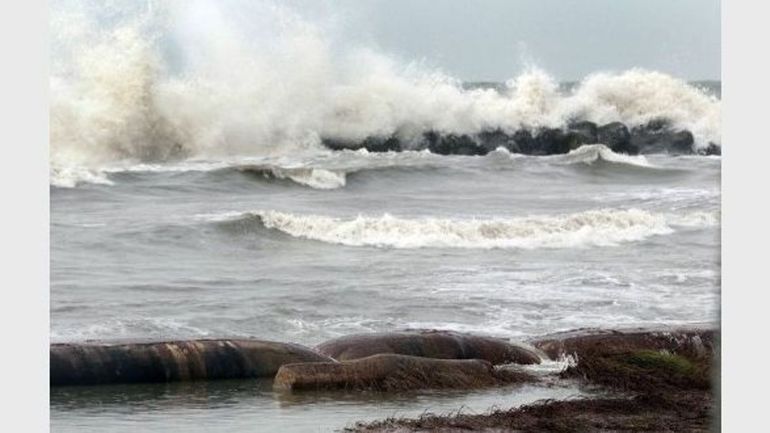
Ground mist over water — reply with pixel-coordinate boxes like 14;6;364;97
50;2;720;432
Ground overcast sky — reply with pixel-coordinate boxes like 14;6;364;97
294;0;720;82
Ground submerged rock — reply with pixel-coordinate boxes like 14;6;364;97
274;353;530;392
316;330;542;365
50;339;333;386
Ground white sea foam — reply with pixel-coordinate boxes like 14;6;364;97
554;144;652;167
50;0;721;181
50;317;214;343
103;161;233;173
220;208;718;249
50;165;113;188
53;158;348;189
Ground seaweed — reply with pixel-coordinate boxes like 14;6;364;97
347;334;718;432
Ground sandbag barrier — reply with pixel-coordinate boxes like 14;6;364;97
315;329;543;365
274;353;533;392
50;338;333;386
51;326;716;389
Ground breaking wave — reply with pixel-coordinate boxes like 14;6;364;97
551;144;652;167
50;160;348;190
50;0;721;181
207;208;718;249
50;165;115;188
236;165;346;190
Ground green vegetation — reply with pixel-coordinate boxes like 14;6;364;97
625;350;695;375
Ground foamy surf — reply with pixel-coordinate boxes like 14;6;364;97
49;317;216;344
212;208;717;249
50;165;114;188
50;160;349;190
48;144;657;189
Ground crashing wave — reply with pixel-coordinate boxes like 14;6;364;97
554;144;652;167
49;0;721;177
209;208;718;249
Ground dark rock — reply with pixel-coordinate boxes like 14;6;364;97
534;128;571;155
361;136;401;152
50;339;333;386
698;143;721;156
568;120;599;139
597;122;636;154
643;117;672;132
273;354;531;392
321;137;356;151
564;132;591;151
630;121;695;155
319;121;705;157
511;130;537;154
316;330;542;365
477;129;520;153
426;133;487;156
566;121;599;149
666;130;696;155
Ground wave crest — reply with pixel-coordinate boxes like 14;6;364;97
555;144;652;167
217;208;718;249
51;165;114;188
237;165;346;190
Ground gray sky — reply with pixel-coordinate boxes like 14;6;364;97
295;0;720;82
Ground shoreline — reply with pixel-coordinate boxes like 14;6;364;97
51;324;718;432
348;325;719;432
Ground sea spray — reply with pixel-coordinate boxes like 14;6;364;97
50;0;721;179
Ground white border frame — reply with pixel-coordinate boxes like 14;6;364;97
4;1;770;431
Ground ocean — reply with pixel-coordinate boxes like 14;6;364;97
50;119;720;432
49;2;720;431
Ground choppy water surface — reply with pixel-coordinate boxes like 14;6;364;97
52;149;720;344
50;146;719;431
